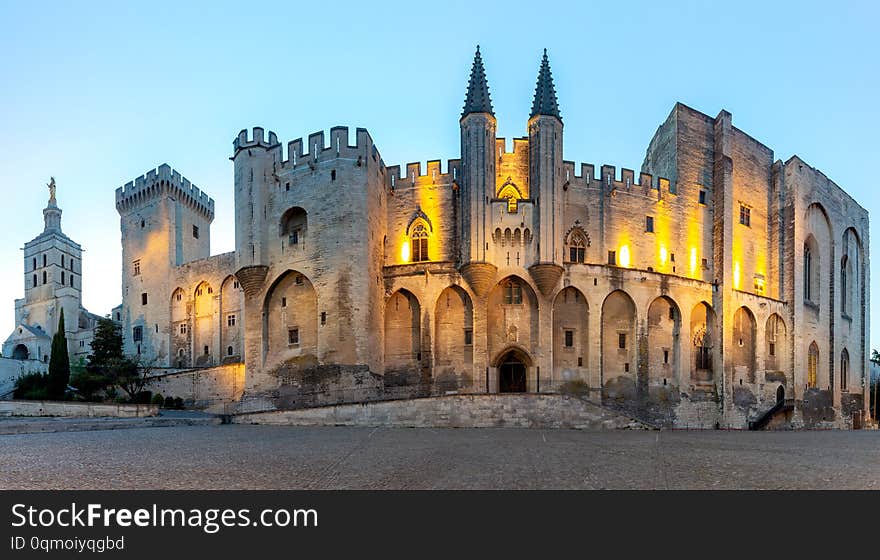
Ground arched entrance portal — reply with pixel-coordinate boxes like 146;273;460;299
495;347;531;393
776;385;785;404
12;344;28;360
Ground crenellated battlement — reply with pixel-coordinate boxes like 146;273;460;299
234;126;385;172
233;127;279;154
115;163;214;220
560;160;673;196
385;158;462;190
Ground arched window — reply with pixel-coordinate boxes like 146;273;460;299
840;349;850;392
841;255;852;315
807;342;819;389
503;279;523;305
280;207;308;246
410;223;429;262
803;244;812;301
567;230;587;263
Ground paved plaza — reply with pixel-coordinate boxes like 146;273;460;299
1;426;878;490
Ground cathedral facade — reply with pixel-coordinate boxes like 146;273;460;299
4;184;101;366
112;48;870;428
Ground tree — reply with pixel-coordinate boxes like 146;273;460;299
47;309;70;399
87;317;125;368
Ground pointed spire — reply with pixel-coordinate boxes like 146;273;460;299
530;49;561;120
462;45;494;117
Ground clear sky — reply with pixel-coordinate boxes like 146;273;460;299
1;1;878;349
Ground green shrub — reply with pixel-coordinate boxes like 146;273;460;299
151;393;164;406
13;372;50;400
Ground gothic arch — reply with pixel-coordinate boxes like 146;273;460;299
262;270;318;368
690;301;716;384
170;287;189;367
732;306;757;383
647;296;680;386
601;290;637;385
220;275;243;362
434;286;474;385
552;286;589;388
487;276;539;391
384;289;422;377
764;313;787;374
193;281;215;366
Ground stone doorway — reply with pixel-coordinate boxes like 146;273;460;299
499;352;527;393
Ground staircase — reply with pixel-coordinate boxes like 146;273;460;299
748;399;794;430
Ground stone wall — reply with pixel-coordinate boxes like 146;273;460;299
144;363;244;413
232;394;651;430
0;357;47;397
0;400;157;417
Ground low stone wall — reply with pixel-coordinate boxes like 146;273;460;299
232;394;651;430
0;400;158;418
0;357;48;397
145;363;244;413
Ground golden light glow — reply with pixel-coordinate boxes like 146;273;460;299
659;246;668;266
619;245;631;268
733;261;741;290
401;240;410;263
690;248;698;275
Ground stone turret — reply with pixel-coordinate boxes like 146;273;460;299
459;46;498;297
527;49;564;295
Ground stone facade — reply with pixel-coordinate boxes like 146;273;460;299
113;49;870;429
4;191;100;366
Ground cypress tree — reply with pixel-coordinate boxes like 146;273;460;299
47;308;71;399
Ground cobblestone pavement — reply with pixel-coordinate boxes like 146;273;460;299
1;426;878;489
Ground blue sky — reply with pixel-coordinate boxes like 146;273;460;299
1;0;878;349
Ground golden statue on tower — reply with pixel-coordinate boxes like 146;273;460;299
47;176;56;204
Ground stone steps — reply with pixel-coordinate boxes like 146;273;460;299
0;414;221;435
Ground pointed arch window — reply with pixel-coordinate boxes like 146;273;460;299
567;230;587;263
410;223;429;262
803;244;812;301
503;279;523;305
840;349;850;392
807;342;819;388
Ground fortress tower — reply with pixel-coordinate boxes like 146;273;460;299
115;164;215;363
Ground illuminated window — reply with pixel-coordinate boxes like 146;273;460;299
753;276;765;295
410;223;429;262
503;279;522;305
807;342;819;388
739;205;751;227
